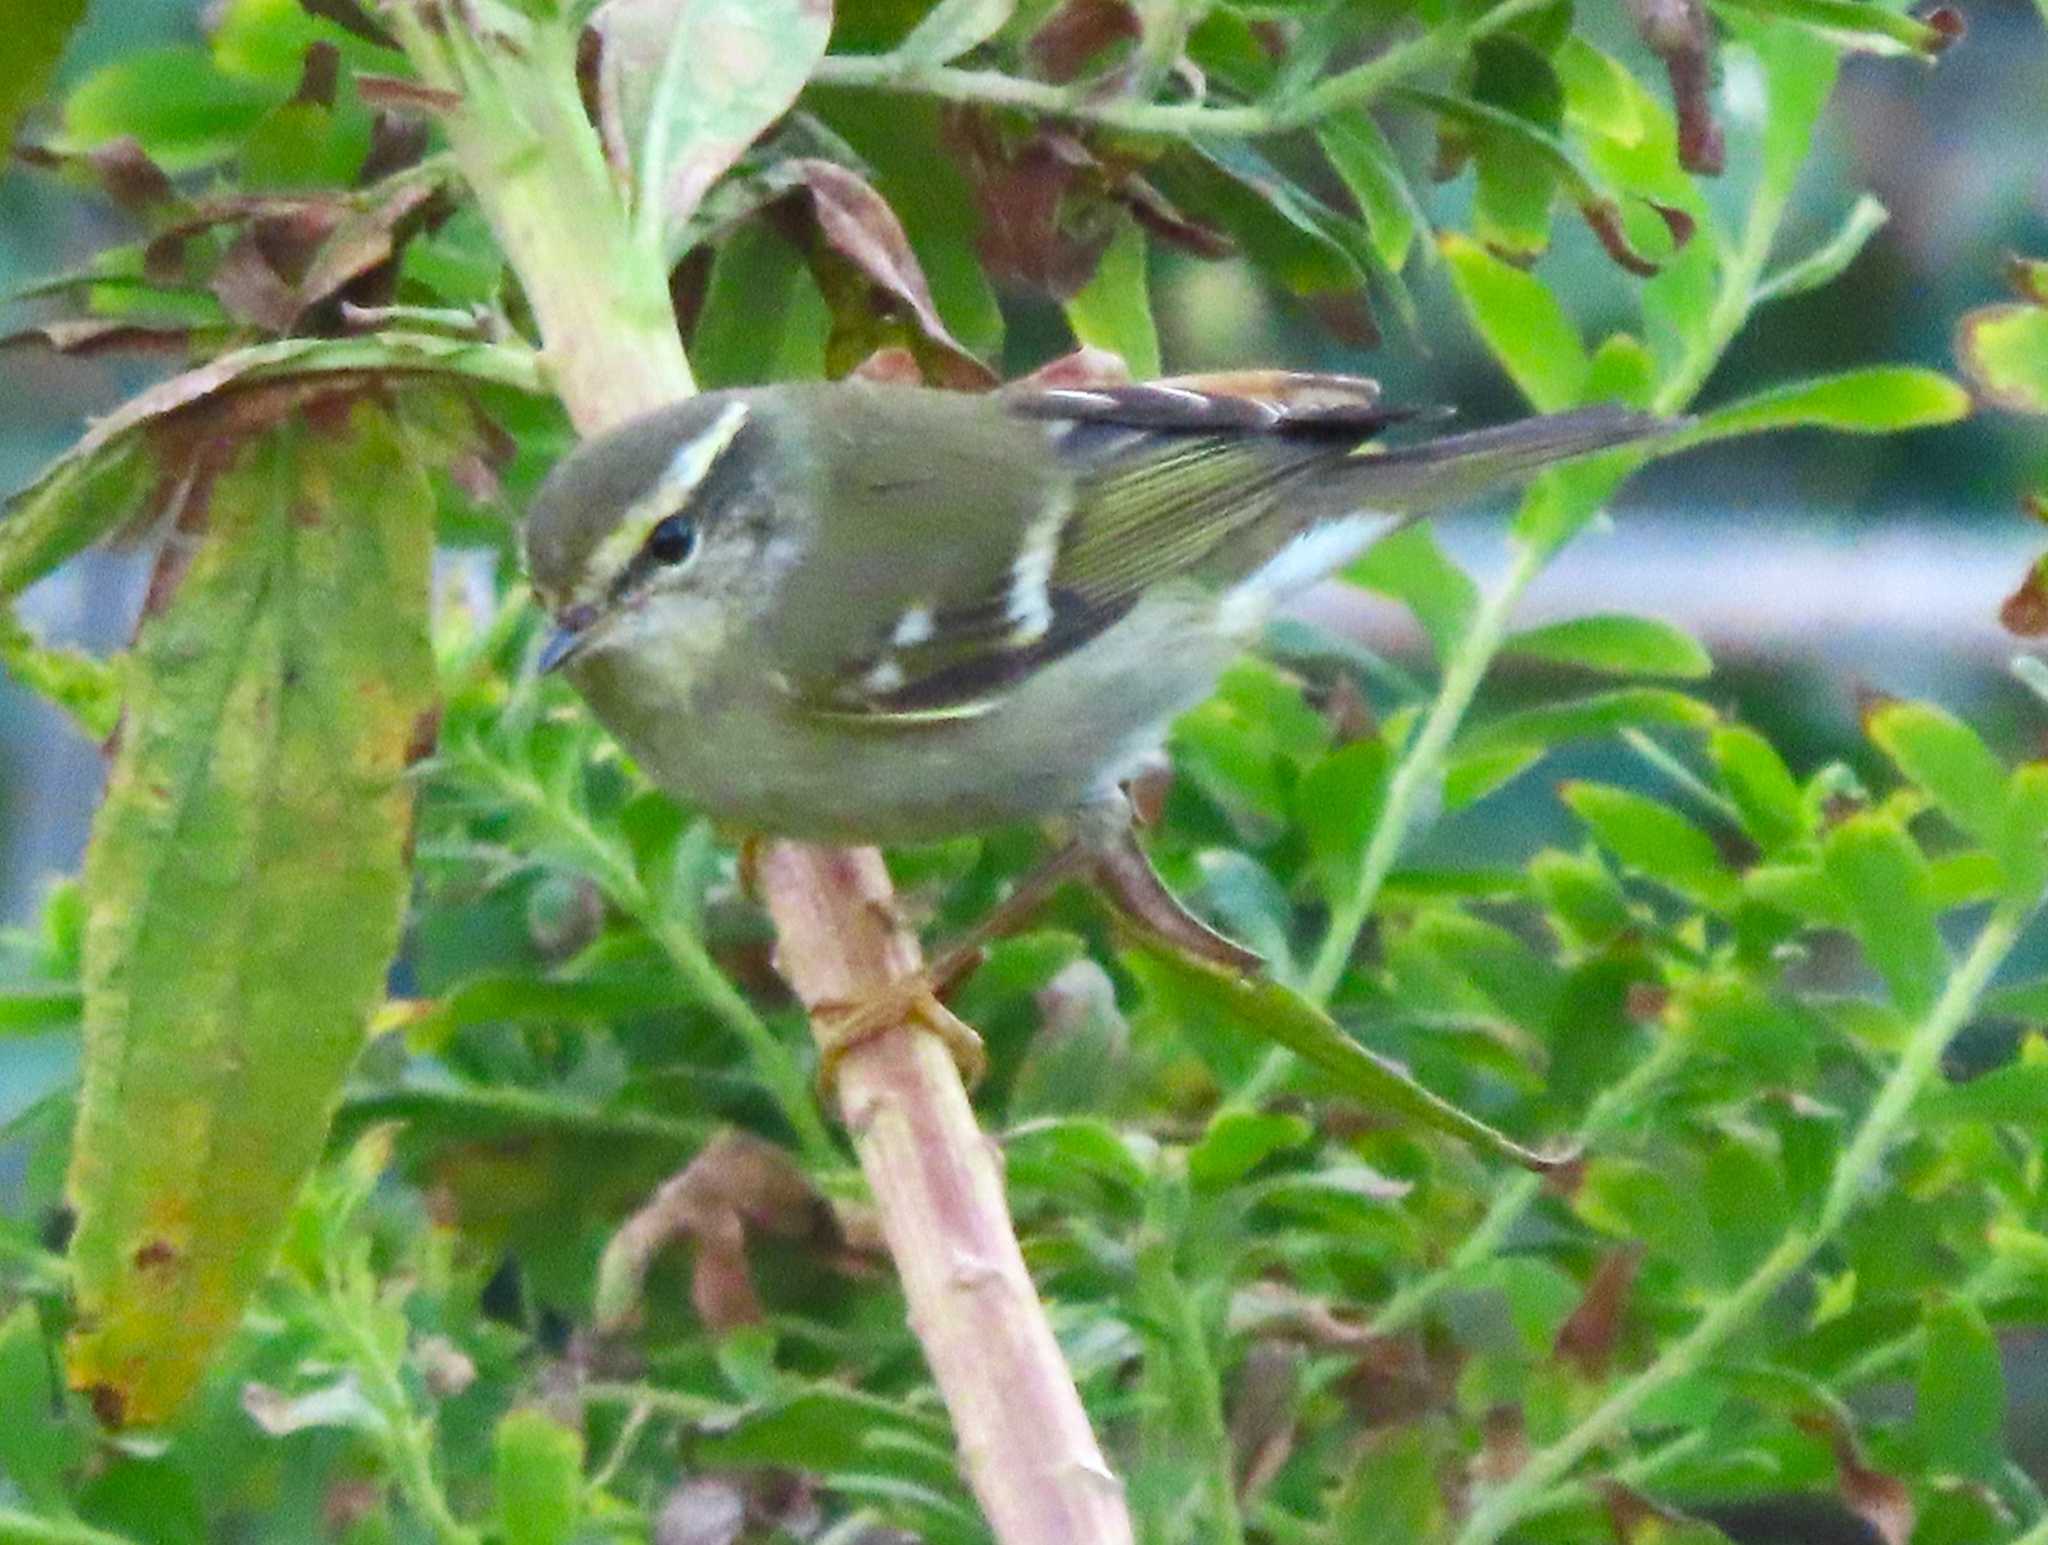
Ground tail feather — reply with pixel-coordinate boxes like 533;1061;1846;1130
1302;405;1681;522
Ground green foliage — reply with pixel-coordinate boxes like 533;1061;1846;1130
0;2;2038;1544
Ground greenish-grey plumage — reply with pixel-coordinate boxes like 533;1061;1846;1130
524;374;1671;844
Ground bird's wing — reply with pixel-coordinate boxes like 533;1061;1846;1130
768;375;1409;725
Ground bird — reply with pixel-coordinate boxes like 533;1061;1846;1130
523;371;1673;1084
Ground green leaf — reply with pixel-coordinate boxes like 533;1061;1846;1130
0;987;83;1038
1916;1297;2004;1479
1151;139;1373;335
64;403;435;1427
1823;813;1945;1020
1504;615;1711;679
692;221;808;388
1864;700;2008;845
496;1408;585;1545
1348;523;1479;662
1756;194;1888;305
0;0;87;153
1716;0;1959;59
1459;688;1717;758
1438;231;1588;412
1583;331;1657;410
1186;1109;1312;1190
0;611;120;740
60;45;274;172
1955;303;2048;417
1560;782;1740;910
1530;847;1634;950
1296;738;1390;907
1710;725;1809;854
1554;37;1644;145
1319;111;1424;272
1696;367;1972;439
0;1305;82;1513
1125;949;1573;1173
1702;1135;1789;1283
2;333;543;601
1063;218;1160;379
1327;1428;1444;1543
895;0;1014;64
599;0;833;241
1510;457;1636;557
0;1510;136;1545
1919;1061;2048;1128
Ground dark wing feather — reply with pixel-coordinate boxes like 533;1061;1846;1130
803;377;1403;722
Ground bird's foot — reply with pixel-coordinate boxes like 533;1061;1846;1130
812;972;988;1101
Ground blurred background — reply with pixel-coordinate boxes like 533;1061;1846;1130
3;0;2046;927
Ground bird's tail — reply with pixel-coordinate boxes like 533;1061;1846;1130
1301;404;1680;523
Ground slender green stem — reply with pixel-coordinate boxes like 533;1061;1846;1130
1298;540;1546;1011
1453;904;2030;1545
1175;1282;1246;1545
465;750;837;1165
811;0;1555;136
0;1512;136;1545
580;1380;730;1421
1366;1034;1685;1337
326;1277;479;1545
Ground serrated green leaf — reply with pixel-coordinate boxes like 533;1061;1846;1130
1561;782;1740;910
496;1408;584;1545
1711;725;1809;854
1823;814;1945;1020
1504;615;1712;679
1439;231;1587;411
1864;699;2008;844
1064;217;1159;379
1697;367;1971;439
1328;1427;1444;1542
64;403;434;1426
1916;1297;2003;1479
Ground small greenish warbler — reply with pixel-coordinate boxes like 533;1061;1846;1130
524;373;1670;1076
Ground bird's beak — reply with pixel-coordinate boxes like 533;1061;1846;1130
536;605;598;674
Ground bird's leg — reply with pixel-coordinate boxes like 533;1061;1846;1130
810;793;1263;1103
1070;793;1265;974
810;842;1096;1099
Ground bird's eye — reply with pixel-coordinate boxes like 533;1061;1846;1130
645;514;697;566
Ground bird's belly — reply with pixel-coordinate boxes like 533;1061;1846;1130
580;605;1234;844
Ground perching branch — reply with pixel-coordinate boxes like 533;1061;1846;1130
388;9;1134;1543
